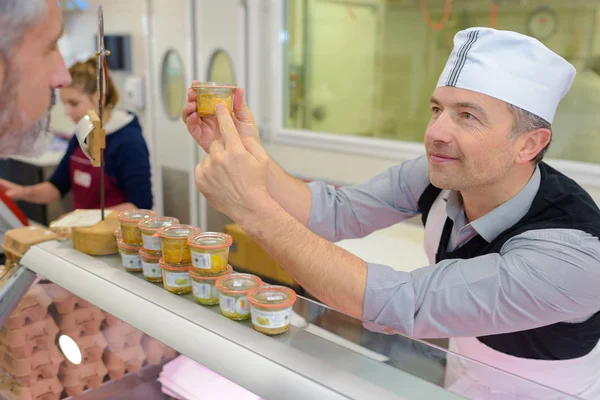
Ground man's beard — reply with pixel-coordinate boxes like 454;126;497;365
0;68;56;158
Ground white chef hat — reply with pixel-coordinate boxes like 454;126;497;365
437;27;576;123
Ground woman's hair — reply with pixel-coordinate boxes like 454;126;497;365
69;56;119;109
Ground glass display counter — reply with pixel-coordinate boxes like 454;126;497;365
0;240;577;399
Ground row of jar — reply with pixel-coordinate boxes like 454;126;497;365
116;210;231;275
114;210;297;336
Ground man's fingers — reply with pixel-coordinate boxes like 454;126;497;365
233;88;256;124
209;139;224;155
215;104;242;150
187;81;199;101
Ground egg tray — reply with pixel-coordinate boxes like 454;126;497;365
4;287;52;331
55;307;104;338
102;312;124;328
59;360;107;397
0;317;59;359
41;284;93;315
103;345;146;381
141;336;177;366
61;333;107;367
102;322;143;353
0;373;63;400
0;344;63;387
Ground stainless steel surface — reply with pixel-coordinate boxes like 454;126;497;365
21;240;465;400
0;266;37;328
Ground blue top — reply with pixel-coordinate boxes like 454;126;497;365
49;113;153;210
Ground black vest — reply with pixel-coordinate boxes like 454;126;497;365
417;163;600;360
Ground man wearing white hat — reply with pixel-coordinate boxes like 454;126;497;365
183;27;600;398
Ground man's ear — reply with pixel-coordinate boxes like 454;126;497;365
515;128;551;165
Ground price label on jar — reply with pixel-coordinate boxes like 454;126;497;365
122;253;142;271
165;271;191;288
193;282;212;299
142;233;161;251
192;253;212;270
220;295;250;316
251;307;292;329
142;261;161;278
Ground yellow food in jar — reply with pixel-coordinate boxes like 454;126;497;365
162;238;192;265
253;324;290;335
196;92;233;117
191;249;228;275
121;223;142;246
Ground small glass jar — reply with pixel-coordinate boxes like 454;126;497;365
215;273;262;321
191;82;237;117
188;232;232;275
189;265;233;306
155;225;200;266
249;286;297;336
117;209;156;246
160;260;192;295
117;240;142;273
140;249;162;283
138;217;180;255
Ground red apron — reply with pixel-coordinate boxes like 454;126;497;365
69;146;128;209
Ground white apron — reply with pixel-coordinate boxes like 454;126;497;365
424;192;600;399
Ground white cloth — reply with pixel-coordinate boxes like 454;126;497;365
436;27;576;123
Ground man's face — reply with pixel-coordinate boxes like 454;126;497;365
424;87;518;191
0;0;71;157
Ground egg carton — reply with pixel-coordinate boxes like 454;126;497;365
0;373;63;400
0;344;63;387
0;317;59;359
141;336;177;366
55;308;104;338
102;312;122;328
103;345;146;381
41;284;93;315
59;361;107;397
102;322;143;353
60;333;107;367
4;286;52;331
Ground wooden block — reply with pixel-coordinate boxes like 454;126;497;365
72;212;119;256
225;223;300;289
2;227;58;258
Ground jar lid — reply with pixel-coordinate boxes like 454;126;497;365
117;240;140;253
249;285;297;309
156;225;200;239
139;248;161;261
117;209;156;223
192;81;237;90
159;258;191;271
188;232;232;249
216;273;262;295
188;264;233;280
138;217;180;233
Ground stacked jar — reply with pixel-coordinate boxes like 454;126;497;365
137;217;180;283
155;225;201;295
116;210;156;273
187;233;237;307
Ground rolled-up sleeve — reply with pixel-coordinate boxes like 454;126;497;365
363;229;600;338
307;155;430;242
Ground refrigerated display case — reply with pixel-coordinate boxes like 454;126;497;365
0;239;579;399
